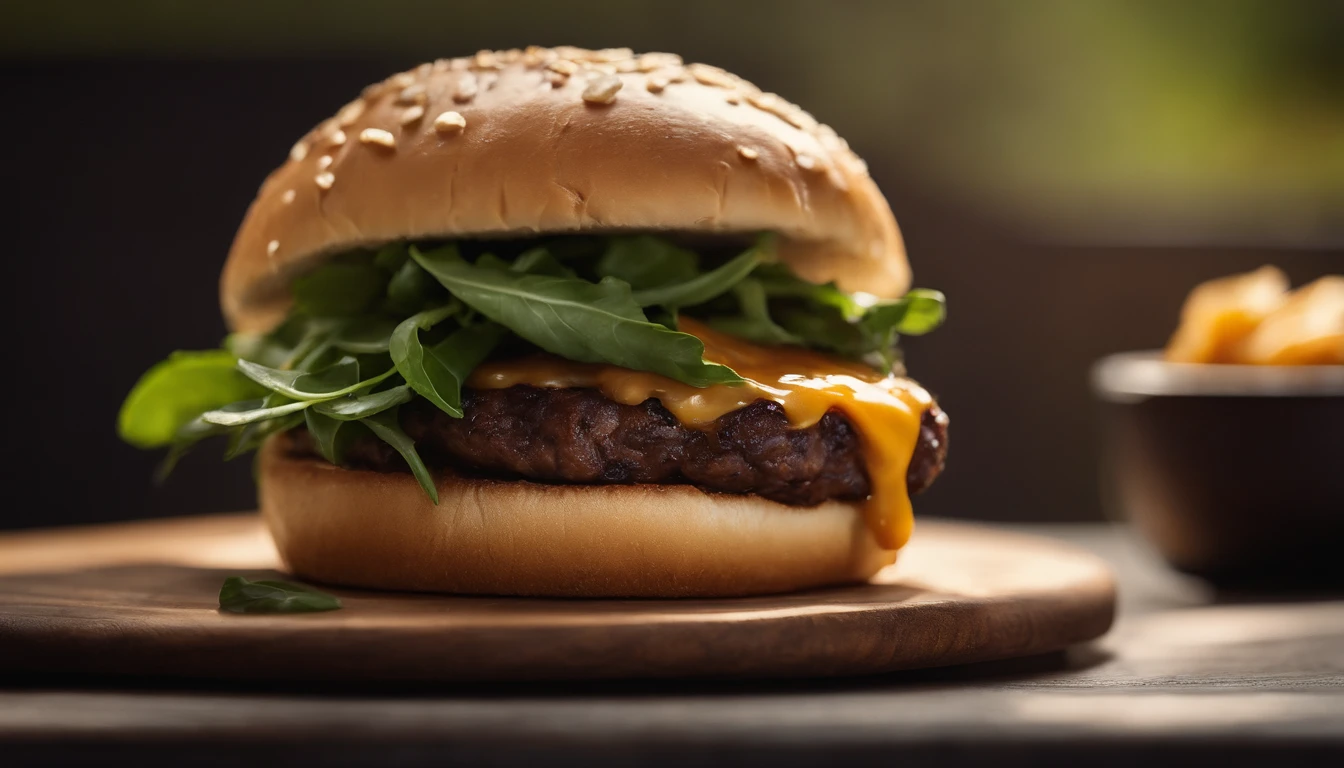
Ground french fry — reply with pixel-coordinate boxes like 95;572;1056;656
1164;266;1289;364
1238;276;1344;366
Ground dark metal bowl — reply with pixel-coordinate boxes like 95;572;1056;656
1092;352;1344;587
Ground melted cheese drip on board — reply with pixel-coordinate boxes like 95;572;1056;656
467;319;931;549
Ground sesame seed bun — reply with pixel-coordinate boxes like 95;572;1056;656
258;439;897;598
220;47;910;333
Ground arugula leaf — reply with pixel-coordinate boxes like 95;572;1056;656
238;357;395;401
363;408;438;503
752;264;865;320
292;262;387;317
708;278;802;346
275;318;345;370
224;393;296;460
512;248;578;278
774;303;873;358
225;412;304;461
596;236;699;290
122;233;947;505
226;332;294;369
118;350;266;449
861;289;947;337
155;412;235;482
385;258;444;314
218;576;342;614
411;245;742;387
314;385;413;421
430;324;507;394
628;244;762;308
201;399;310;427
332;319;399;354
373;242;410;272
390;305;462;416
304;409;345;463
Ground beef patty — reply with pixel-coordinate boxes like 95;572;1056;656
283;386;949;507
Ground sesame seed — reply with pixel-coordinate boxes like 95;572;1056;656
433;111;467;133
267;240;280;257
784;109;816;130
523;46;551;67
473;50;501;69
336;99;366;126
689;63;734;88
397;83;427;105
400;105;425;125
738;146;759;161
582;73;623;104
315;172;334;190
281;189;296;204
329;130;347;147
454;75;478;102
593;47;634;63
359;128;397;149
747;92;778;112
646;77;668;93
638;52;682;72
289;140;309;162
547;71;569;88
389;72;416;89
725;92;741;105
548;59;579;76
795;153;821;171
587;62;618;76
316;155;333;171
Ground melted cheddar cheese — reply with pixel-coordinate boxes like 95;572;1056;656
467;318;932;549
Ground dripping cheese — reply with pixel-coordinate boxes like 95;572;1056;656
467;318;931;549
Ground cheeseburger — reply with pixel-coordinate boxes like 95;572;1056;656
118;47;950;597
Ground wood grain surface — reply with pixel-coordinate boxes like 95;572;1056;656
3;523;1342;768
0;514;1114;682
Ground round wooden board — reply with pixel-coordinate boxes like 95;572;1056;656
0;514;1115;682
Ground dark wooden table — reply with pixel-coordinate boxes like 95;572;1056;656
3;523;1341;766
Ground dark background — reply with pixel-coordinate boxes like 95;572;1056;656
2;0;1340;529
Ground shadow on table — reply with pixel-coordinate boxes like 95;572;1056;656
3;644;1114;699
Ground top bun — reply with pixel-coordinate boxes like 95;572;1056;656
221;47;910;333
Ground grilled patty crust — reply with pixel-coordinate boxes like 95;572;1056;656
284;385;949;506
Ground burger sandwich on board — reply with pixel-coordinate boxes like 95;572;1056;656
119;47;950;598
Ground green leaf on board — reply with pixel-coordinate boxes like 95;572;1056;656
218;577;342;614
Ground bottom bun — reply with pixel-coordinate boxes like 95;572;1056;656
258;440;897;597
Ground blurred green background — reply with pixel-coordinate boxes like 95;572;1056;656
1;0;1339;528
7;0;1342;242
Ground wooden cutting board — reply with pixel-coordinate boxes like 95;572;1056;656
0;514;1115;682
